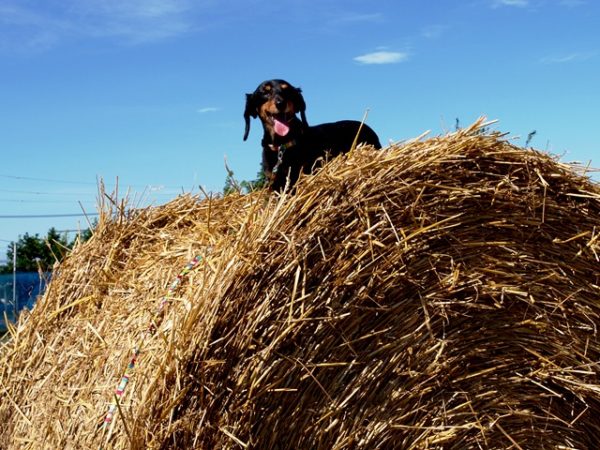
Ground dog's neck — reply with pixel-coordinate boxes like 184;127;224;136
267;139;298;153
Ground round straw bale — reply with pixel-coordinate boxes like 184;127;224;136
1;120;599;449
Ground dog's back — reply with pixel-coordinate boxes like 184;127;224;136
269;120;381;191
305;120;381;157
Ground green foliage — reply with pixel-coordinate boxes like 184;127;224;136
223;168;267;195
525;130;537;147
455;117;536;146
455;117;493;135
0;224;95;274
80;226;94;242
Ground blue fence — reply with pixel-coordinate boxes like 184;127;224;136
0;272;48;332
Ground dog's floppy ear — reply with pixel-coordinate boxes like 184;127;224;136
293;87;308;128
243;93;258;141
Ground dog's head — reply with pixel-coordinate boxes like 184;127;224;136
243;79;308;141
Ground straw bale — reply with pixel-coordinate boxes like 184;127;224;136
1;119;599;449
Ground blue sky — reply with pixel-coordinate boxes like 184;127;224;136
0;0;599;260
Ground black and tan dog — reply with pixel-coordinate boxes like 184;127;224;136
243;79;381;191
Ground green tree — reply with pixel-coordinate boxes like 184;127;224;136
455;117;536;146
0;223;96;274
5;233;46;272
2;228;72;273
80;226;94;242
45;227;71;265
224;168;267;195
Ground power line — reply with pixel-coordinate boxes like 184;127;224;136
0;173;97;185
0;188;94;196
0;199;96;204
0;174;191;191
0;213;100;219
0;188;183;197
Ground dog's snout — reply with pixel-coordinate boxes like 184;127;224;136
275;97;286;111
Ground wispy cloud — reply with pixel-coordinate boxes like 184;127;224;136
73;0;191;18
354;51;409;65
0;4;68;52
329;12;383;25
0;0;201;51
540;51;597;64
197;107;220;114
67;0;196;43
558;0;586;6
492;0;529;7
421;25;448;39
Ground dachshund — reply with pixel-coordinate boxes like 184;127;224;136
243;79;382;191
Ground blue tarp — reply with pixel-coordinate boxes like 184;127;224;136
0;272;48;331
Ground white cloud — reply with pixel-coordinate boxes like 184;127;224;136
492;0;529;7
72;0;192;20
353;51;409;65
558;0;586;6
69;0;196;43
330;12;383;25
421;25;448;39
0;4;69;52
197;107;220;114
540;52;597;64
0;0;202;50
0;4;66;29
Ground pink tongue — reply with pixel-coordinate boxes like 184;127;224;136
274;118;290;136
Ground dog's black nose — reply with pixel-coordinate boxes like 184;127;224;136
275;98;286;111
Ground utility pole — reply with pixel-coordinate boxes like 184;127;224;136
0;238;17;321
13;242;17;318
